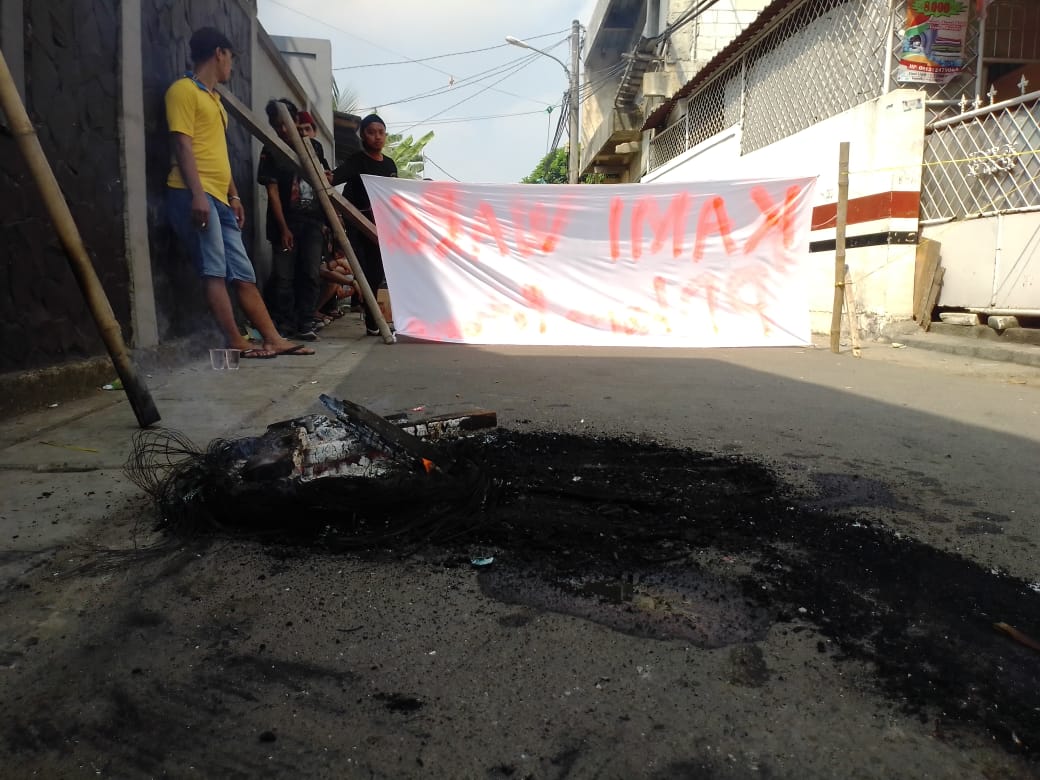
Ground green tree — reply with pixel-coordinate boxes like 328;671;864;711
386;130;434;180
521;147;604;183
332;78;358;114
522;148;568;183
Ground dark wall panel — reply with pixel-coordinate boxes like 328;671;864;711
141;0;254;341
0;0;128;373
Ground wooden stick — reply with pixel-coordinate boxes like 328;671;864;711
994;622;1040;654
215;86;377;244
830;142;850;354
0;48;160;427
843;265;861;357
913;239;942;328
920;267;944;332
271;102;394;343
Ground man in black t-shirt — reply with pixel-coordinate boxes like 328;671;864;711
257;98;332;339
332;113;397;335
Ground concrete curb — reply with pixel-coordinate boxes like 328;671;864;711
0;319;377;473
897;331;1040;368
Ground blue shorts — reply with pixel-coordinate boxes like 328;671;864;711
166;188;257;283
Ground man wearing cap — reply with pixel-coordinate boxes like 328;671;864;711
332;114;397;335
257;98;331;340
164;27;313;358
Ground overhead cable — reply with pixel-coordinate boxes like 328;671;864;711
386;108;549;128
422;155;461;182
334;30;567;70
395;52;544;135
365;38;567;111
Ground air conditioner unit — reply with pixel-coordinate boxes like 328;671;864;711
643;71;671;99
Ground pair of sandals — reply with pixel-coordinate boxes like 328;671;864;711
240;343;315;359
315;308;346;325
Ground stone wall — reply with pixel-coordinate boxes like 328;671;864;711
141;0;254;341
0;1;128;374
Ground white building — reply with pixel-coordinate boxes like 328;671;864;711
638;0;1040;336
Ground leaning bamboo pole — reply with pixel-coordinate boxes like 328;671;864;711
272;101;394;343
829;141;850;354
0;47;160;427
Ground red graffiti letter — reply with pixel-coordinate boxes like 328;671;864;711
631;192;691;260
693;196;737;262
423;183;465;259
390;194;427;254
609;197;624;262
744;185;802;255
472;201;510;256
652;275;670;307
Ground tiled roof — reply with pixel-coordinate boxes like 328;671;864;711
642;0;798;131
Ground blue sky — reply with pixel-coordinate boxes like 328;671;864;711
257;0;597;184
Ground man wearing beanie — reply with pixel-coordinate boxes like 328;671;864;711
164;27;313;358
332;114;397;335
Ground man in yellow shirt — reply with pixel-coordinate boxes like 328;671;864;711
165;27;313;358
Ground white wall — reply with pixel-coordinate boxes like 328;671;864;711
645;90;929;336
687;0;770;68
268;35;334;150
923;213;1040;312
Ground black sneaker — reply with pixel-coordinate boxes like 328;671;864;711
295;326;320;341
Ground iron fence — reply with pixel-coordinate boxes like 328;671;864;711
742;0;892;153
921;91;1040;222
647;0;988;169
647;73;733;170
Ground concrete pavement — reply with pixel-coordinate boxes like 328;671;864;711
3;317;1039;581
2;316;1040;778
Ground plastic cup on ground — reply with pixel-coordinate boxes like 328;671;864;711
225;349;241;370
209;349;227;370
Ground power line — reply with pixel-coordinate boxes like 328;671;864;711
265;0;451;78
333;30;567;70
265;0;561;106
365;37;568;112
396;52;544;135
368;49;546;111
660;0;723;38
578;61;628;98
386;108;550;128
422;154;460;182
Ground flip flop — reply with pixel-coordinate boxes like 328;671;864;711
241;348;276;359
275;344;315;356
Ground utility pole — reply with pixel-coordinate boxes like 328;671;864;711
568;18;581;184
506;21;581;182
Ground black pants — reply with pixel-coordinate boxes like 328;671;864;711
348;228;386;329
269;217;324;332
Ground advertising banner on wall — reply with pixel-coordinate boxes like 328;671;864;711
896;1;972;85
361;176;817;348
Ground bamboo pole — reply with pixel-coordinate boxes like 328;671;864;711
215;86;378;243
829;141;850;354
843;264;861;357
272;102;394;343
0;48;160;427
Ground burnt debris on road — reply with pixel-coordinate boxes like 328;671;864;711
126;396;1040;762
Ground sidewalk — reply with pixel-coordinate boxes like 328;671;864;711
895;323;1040;369
0;316;376;579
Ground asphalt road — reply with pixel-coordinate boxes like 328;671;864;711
1;327;1038;778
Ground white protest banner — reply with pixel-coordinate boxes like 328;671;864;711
362;176;818;347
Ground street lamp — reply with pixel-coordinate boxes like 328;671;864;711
506;20;581;184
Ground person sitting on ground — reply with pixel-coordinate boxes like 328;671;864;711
314;251;355;321
257;98;332;341
164;27;313;358
331;113;397;336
